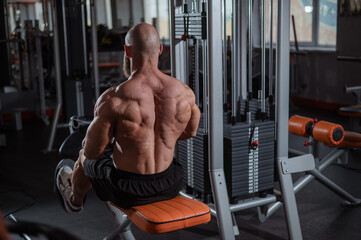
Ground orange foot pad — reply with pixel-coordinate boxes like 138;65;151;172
111;196;211;234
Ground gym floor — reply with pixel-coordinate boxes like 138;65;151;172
1;107;361;240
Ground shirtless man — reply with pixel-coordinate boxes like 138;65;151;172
56;23;200;213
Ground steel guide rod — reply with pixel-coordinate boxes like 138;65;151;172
231;0;238;120
202;39;208;134
185;39;189;85
207;0;235;238
240;0;248;100
90;0;100;99
234;1;241;103
61;0;69;76
269;0;274;99
222;0;227;106
202;0;208;133
34;21;49;125
248;0;253;96
261;0;266;113
194;40;200;106
81;2;88;75
169;0;176;77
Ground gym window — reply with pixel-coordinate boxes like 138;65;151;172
289;0;337;49
143;0;170;41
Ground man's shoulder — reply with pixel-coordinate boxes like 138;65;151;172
95;87;123;112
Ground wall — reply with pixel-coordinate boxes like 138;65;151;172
293;51;361;106
96;0;144;28
293;9;361;107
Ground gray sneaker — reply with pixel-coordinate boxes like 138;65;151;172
55;159;83;214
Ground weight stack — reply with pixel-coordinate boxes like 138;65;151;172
224;120;275;200
178;115;275;202
240;99;275;120
178;131;211;201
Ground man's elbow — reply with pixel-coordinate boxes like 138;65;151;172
83;148;102;160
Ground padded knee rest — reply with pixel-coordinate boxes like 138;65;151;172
110;196;211;234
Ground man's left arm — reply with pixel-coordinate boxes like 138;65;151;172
82;100;115;160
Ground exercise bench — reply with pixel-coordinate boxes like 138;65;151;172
104;196;211;240
288;115;361;207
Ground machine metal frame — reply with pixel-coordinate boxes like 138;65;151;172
170;1;312;239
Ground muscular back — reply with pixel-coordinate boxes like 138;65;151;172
84;71;200;175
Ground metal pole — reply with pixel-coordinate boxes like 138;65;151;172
46;0;63;152
208;194;277;216
81;2;88;75
207;0;235;238
275;0;302;239
235;0;241;104
222;0;227;106
185;40;189;85
194;40;200;106
269;0;273;99
104;203;135;240
61;0;69;76
169;0;176;77
240;0;248;100
35;21;49;125
231;0;238;122
261;0;266;113
248;0;253;97
90;0;100;99
25;20;35;90
202;39;208;134
229;195;277;212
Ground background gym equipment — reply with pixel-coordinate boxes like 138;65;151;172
286;115;361;209
0;13;52;129
46;0;100;152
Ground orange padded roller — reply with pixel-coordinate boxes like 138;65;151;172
112;196;211;234
313;121;344;146
289;115;314;137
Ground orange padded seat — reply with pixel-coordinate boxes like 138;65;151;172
110;196;211;234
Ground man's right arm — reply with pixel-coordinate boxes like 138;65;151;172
82;95;116;160
178;103;201;140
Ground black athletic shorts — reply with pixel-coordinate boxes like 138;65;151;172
83;153;183;209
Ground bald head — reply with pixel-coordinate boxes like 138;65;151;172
125;23;161;57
